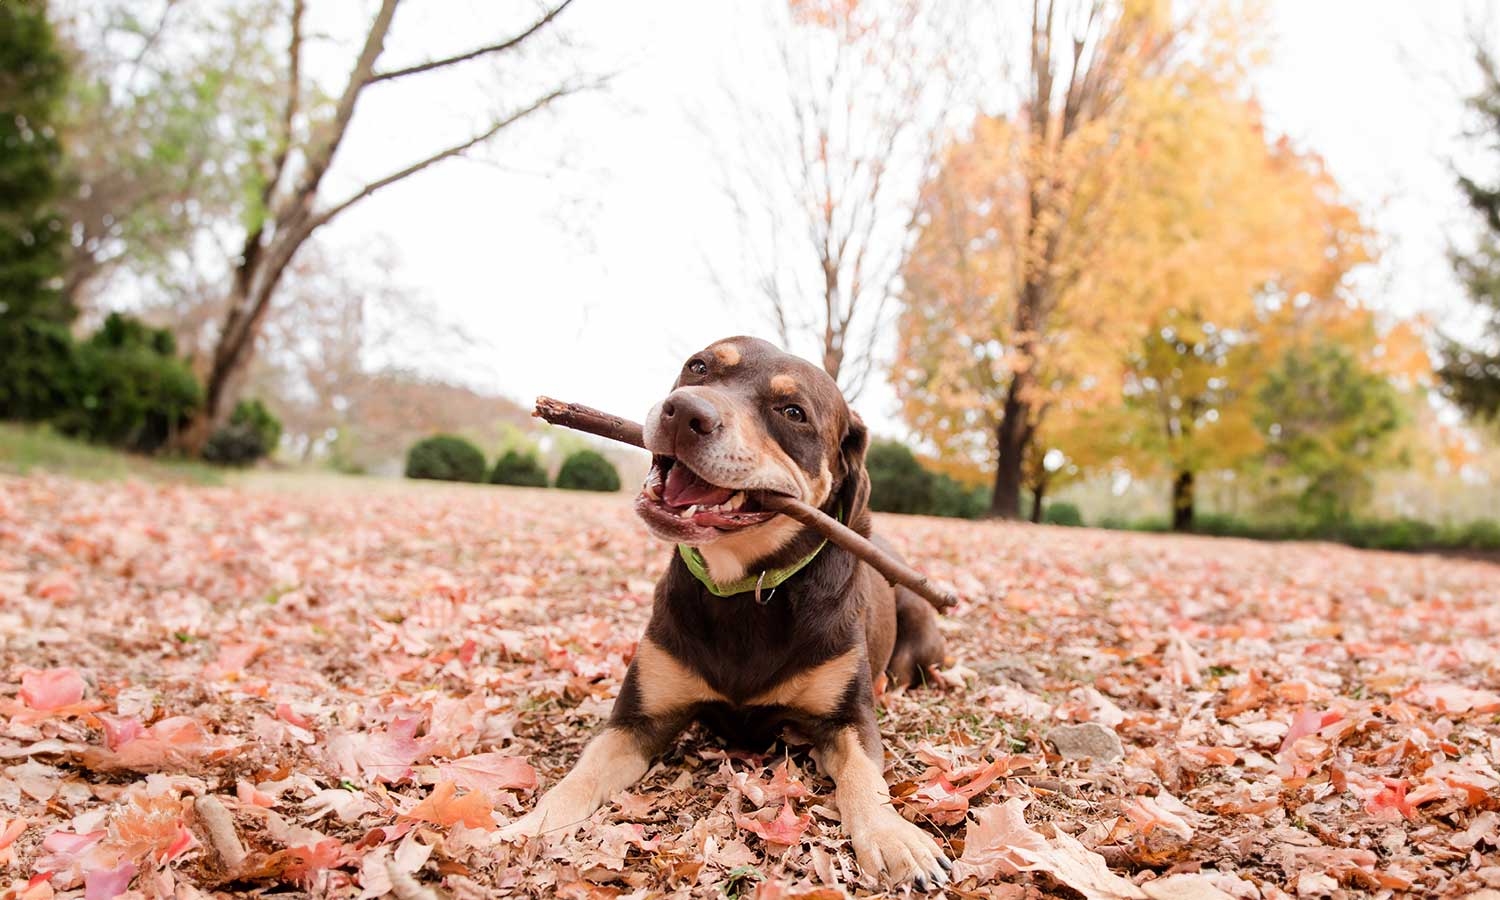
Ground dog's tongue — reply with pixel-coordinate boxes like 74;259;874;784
663;463;735;507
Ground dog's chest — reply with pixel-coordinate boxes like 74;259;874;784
650;592;863;713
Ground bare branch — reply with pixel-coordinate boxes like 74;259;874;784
366;0;575;84
262;0;305;215
291;0;400;204
311;82;595;229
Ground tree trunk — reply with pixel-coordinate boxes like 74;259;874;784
1029;476;1047;523
179;223;311;453
990;376;1031;519
1172;468;1195;532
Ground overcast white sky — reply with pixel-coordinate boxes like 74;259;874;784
316;0;1496;438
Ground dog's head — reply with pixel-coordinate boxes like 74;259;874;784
636;337;869;556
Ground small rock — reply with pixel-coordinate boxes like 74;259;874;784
1044;722;1124;761
983;654;1043;689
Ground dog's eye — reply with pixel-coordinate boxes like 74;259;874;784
781;405;806;423
687;359;707;376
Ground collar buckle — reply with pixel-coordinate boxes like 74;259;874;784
754;570;776;605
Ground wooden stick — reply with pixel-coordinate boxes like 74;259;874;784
534;396;959;611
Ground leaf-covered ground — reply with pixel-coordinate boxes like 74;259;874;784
2;474;1498;899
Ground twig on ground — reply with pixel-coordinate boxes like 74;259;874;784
194;795;246;871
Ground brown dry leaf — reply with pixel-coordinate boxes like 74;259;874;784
2;475;1497;896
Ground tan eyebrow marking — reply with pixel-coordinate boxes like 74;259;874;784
770;374;798;396
713;343;741;365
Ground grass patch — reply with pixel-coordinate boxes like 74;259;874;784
1096;510;1500;553
0;423;222;485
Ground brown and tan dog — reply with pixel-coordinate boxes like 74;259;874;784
501;337;950;888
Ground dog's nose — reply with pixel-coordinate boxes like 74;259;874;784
660;391;722;446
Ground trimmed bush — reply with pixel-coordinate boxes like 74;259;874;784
405;434;487;483
490;449;548;487
202;400;282;466
868;439;987;519
929;474;988;519
1096;511;1500;553
555;449;620;492
1042;501;1084;527
51;315;202;453
867;441;933;514
201;424;264;467
1450;519;1500;549
203;398;282;466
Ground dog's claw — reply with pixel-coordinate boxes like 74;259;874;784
938;856;953;872
913;875;928;891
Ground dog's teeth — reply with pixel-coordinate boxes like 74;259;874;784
681;505;697;519
727;492;745;510
644;483;660;501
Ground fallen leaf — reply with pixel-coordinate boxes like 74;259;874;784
406;780;496;831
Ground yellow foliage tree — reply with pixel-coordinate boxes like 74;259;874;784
895;0;1255;518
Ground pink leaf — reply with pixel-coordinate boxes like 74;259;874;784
20;669;85;711
1408;683;1500;715
737;801;811;847
83;861;136;900
955;798;1048;881
330;717;430;784
83;716;238;772
203;642;263;680
1278;708;1342;757
0;818;26;851
96;714;144;751
438;752;537;795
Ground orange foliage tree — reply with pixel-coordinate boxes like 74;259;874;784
894;0;1215;519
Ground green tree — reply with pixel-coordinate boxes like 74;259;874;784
1124;315;1265;532
0;0;74;423
1443;44;1500;421
52;0;282;309
0;0;69;324
1255;345;1405;523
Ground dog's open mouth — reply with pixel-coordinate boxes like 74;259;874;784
636;455;779;533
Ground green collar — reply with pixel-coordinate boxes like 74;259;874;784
677;507;840;601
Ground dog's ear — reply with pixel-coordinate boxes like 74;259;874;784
835;411;872;536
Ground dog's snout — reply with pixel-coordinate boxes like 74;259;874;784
660;391;722;445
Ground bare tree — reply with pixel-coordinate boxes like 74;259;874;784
241;237;483;464
177;0;601;451
707;0;971;398
53;0;283;313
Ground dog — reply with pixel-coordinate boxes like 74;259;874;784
500;336;950;888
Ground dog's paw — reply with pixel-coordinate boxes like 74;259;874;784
496;793;594;842
851;809;951;891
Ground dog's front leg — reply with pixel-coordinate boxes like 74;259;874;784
820;721;951;890
497;725;651;839
501;643;701;840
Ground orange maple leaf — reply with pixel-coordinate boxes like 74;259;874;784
406;780;496;831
